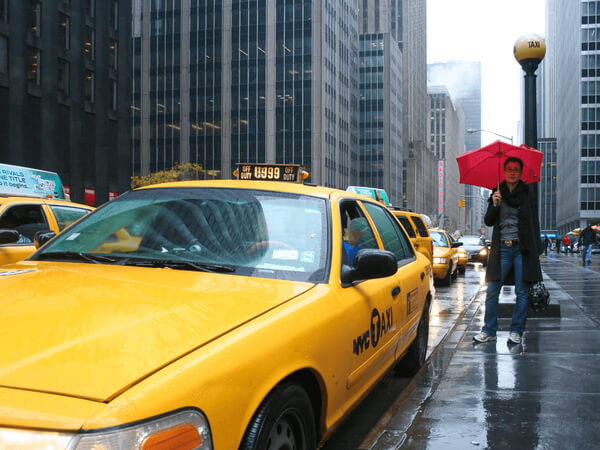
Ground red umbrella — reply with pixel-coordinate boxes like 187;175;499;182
456;140;544;190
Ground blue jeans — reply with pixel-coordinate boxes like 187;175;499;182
483;243;530;336
582;244;593;263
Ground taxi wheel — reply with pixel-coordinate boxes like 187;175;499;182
451;264;458;279
439;262;452;286
395;301;429;376
240;382;317;450
458;267;466;275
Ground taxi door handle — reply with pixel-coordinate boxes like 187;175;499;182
391;286;401;297
421;272;425;280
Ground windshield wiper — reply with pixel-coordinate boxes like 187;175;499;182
120;258;235;273
35;251;119;264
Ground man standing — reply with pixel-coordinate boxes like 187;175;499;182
474;157;543;345
578;224;597;265
543;235;549;256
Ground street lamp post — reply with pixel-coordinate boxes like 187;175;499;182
513;34;546;150
466;129;513;144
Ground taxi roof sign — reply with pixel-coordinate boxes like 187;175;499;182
235;163;308;183
0;163;66;199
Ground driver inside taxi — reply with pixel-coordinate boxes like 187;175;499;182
344;217;369;265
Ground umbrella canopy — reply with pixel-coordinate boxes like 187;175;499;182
456;140;544;190
571;228;582;236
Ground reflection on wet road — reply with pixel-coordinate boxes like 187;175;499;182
321;264;487;449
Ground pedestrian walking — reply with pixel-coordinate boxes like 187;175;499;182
578;224;597;265
474;157;543;345
543;234;549;256
563;234;571;254
556;237;562;253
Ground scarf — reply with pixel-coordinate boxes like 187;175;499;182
499;180;526;207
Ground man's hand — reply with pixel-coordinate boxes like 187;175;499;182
492;190;502;206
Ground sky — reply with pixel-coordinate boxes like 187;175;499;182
427;0;546;148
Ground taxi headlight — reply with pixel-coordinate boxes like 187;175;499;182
433;257;448;264
479;248;488;256
0;410;212;450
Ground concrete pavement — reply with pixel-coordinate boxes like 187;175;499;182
369;254;600;449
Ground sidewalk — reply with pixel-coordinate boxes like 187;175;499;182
369;254;600;449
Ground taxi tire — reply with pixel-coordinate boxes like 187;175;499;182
458;267;466;275
440;262;453;286
240;382;317;450
395;301;430;376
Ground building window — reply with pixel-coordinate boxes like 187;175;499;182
84;27;95;60
85;70;94;103
27;47;41;85
59;14;70;50
29;1;42;37
110;0;118;30
86;0;95;18
109;40;117;70
111;80;117;111
0;0;8;23
58;59;69;94
0;36;7;74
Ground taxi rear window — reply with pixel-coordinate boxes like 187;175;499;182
35;188;330;283
411;216;430;238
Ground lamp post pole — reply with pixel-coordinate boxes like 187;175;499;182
514;35;546;149
514;34;546;208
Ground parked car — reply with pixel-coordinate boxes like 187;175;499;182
429;228;461;286
391;209;434;264
459;234;489;266
0;164;433;449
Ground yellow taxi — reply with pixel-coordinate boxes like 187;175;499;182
0;164;433;450
0;195;93;265
391;209;434;264
453;236;468;275
429;228;461;286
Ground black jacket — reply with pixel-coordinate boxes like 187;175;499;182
579;227;597;246
484;181;543;284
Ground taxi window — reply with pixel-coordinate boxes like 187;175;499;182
364;203;414;262
431;231;449;247
411;216;430;238
49;205;91;231
0;204;49;243
395;214;416;238
339;200;378;266
33;188;330;283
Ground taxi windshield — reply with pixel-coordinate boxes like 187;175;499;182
32;188;330;283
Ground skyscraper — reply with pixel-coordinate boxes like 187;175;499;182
428;85;463;231
428;60;484;234
544;0;600;234
0;0;131;205
132;0;359;189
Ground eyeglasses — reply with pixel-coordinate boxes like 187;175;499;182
504;167;521;173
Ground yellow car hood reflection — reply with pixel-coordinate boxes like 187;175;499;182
0;262;315;402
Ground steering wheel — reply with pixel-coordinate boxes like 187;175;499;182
247;240;297;254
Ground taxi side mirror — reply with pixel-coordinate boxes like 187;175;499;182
34;230;57;249
451;242;462;248
0;229;20;244
341;249;397;285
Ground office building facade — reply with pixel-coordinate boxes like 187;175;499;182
0;0;131;205
398;0;435;214
133;0;359;188
544;0;600;234
428;60;484;234
358;0;403;205
428;86;464;232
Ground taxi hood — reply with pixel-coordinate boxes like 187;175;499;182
0;262;315;402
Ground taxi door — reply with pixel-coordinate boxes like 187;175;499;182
362;203;426;359
335;199;406;407
0;202;52;265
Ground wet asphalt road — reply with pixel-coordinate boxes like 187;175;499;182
323;255;600;449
